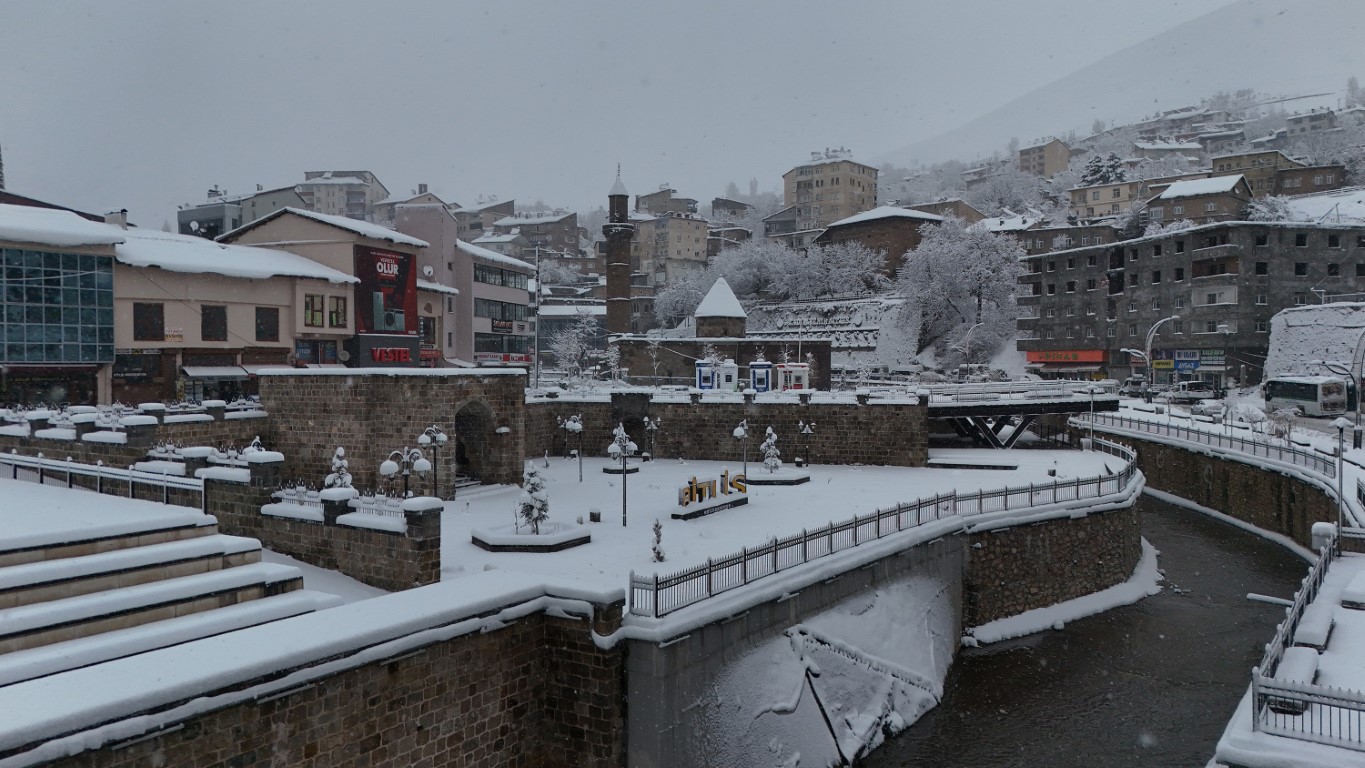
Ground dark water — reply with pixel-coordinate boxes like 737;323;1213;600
863;497;1307;768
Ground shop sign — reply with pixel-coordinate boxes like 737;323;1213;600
352;335;419;368
1025;350;1105;363
1153;360;1175;370
113;353;161;381
1174;360;1200;371
1174;350;1200;361
164;328;184;343
491;320;513;334
474;352;533;365
370;347;412;364
1201;349;1226;365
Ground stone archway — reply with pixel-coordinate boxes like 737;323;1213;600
453;398;496;483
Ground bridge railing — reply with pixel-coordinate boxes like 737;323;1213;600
0;450;204;509
921;379;1117;404
628;436;1138;619
1250;528;1365;751
1075;411;1337;478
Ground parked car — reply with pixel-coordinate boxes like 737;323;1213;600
1162;380;1219;404
1118;376;1147;397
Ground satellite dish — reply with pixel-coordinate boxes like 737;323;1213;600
422;265;435;278
338;350;351;362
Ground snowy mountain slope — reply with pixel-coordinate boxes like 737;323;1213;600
881;0;1365;167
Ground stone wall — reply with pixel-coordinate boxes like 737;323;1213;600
259;371;527;489
37;612;624;768
964;504;1143;626
0;415;269;471
526;392;929;467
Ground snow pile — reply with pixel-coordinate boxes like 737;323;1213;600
1264;303;1365;380
1155;175;1244;199
115;227;357;284
1283;186;1365;224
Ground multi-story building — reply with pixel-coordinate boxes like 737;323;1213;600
296;170;389;221
635;186;698;216
471;230;531;261
372;184;446;227
460;240;535;367
811;206;942;273
632;211;708;288
1145;176;1253;226
706;223;751;261
1012;223;1122;257
1016;221;1365;385
491;210;578;260
1274;164;1347;196
1286;108;1337;135
711;197;750;220
1210;150;1305;197
177;185;305;240
1017;138;1071;178
1070;180;1147;221
1132;140;1203;164
904;199;984;224
782;148;878;231
450;198;515;243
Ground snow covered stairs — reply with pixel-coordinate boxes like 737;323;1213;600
0;524;310;655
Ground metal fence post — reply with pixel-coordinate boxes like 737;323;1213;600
706;558;713;596
741;547;748;583
653;573;660;618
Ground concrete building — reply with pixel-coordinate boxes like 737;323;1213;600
459;240;535;367
1286;108;1337;135
635;186;698;216
492;210;578;260
177;185;305;240
782;148;878;232
1012;223;1123;257
812;206;943;273
1069;180;1147;221
632;211;709;289
711;197;751;219
1145;176;1253;226
1017;138;1071;178
1016;220;1365;385
706;223;752;261
296;170;389;221
1210;150;1306;197
372;184;445;226
1274;164;1347;196
450;198;515;243
904;199;984;224
471;230;531;261
1132;140;1203;165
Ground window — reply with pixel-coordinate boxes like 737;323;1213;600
1206;292;1220;305
1066;328;1075;339
1129;249;1138;262
1294;293;1307;305
1175;240;1185;253
1066;306;1076;317
1329;234;1341;248
1255;234;1268;246
1044;308;1055;318
1045;330;1055;339
1150;299;1160;311
1314;175;1324;185
1047;284;1056;295
1086;278;1097;291
1047;261;1056;272
1327;174;1336;184
201;305;227;342
1173;321;1184;334
1295;262;1308;276
1153;244;1162;257
1359;236;1365;248
1173;204;1185;215
1086;328;1096;338
1255;320;1268;333
1129;323;1138;336
1358;263;1365;277
1091;190;1100;200
1128;301;1137;313
1295;233;1308;247
1065;281;1076;293
1087;254;1097;267
1086;305;1096;315
1107;326;1116;338
1150;206;1164;220
255;307;279;342
133;303;164;342
1152;270;1162;284
304;294;324;327
1255;293;1267;305
1329;263;1341;276
1255;261;1268;275
1113;188;1122;199
1066;258;1076;269
1206;321;1220;333
328;296;348;327
1174;296;1185;308
1081;237;1090;246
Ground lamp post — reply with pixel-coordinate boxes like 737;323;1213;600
416;425;447;499
733;419;749;479
607;423;637;527
1087;385;1100;447
643;416;660;459
952;322;985;373
1142;315;1180;391
379;447;431;498
798;420;815;467
1334;416;1353;532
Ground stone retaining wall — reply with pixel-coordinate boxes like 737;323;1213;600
0;415;267;471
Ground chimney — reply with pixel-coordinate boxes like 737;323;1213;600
103;209;128;230
418;183;428;195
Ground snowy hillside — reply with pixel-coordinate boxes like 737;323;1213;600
881;0;1365;167
1264;302;1365;380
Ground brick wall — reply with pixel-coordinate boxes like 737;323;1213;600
526;393;928;467
37;613;624;768
259;372;527;489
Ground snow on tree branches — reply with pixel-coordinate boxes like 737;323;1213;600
547;309;599;383
517;461;550;535
324;446;351;488
761;427;782;473
651;519;665;562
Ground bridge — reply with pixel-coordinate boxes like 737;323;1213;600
921;380;1121;448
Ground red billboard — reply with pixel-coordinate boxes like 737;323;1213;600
354;245;417;336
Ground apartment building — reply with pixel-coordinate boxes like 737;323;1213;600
296;170;389;221
1210;150;1305;197
1070;180;1146;221
1132;141;1203;164
635;187;698;216
812;206;942;273
1286;109;1337;135
1012;223;1122;257
451;198;515;243
782;148;878;231
1145;176;1253;226
711;197;751;219
1016;221;1365;385
459;240;535;367
491;210;578;260
632;211;708;288
372;184;445;226
1017;138;1071;178
177;185;305;240
1274;165;1347;196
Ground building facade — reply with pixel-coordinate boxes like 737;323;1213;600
1017;138;1071;178
1210;150;1305;197
812;206;942;273
1017;221;1365;386
177;185;305;240
632;212;709;289
296;171;389;221
782;148;878;232
492;210;578;259
1145;176;1253;226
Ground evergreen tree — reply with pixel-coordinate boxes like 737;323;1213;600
517;462;550;534
1080;154;1106;185
651;519;665;562
1103;153;1127;183
761;427;782;473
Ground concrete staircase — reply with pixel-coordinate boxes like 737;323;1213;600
0;516;334;667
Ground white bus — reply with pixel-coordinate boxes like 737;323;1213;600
1263;376;1349;417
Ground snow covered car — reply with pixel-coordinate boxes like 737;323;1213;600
1190;400;1226;418
1162;381;1219;404
1118;376;1147;397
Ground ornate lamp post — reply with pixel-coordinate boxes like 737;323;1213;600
416;425;447;499
559;414;584;481
379;447;430;498
1335;416;1353;532
607;423;637;527
643;416;660;459
798;420;816;467
733;419;749;479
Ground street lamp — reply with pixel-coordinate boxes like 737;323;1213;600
1334;416;1353;532
798;420;816;467
1140;315;1180;391
607;423;637;527
379;447;430;498
561;414;584;482
952;322;985;371
733;419;750;479
1086;385;1101;447
643;416;660;459
416;425;447;499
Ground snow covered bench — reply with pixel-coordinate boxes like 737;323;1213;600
1267;646;1320;715
1341;572;1365;610
1293;603;1335;651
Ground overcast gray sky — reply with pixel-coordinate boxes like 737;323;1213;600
0;0;1238;225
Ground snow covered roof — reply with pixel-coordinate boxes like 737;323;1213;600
472;232;523;244
1134;141;1203;151
609;176;629;196
456;239;535;272
494;212;573;227
1155;175;1245;200
451;199;512;214
297;175;369;186
0;204;126;248
537;304;606;317
694;277;747;319
416;279;458;295
977;210;1044;232
824;206;942;229
117;228;356;284
1282;186;1365;224
220;207;428;248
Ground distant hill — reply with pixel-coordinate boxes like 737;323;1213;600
880;0;1365;167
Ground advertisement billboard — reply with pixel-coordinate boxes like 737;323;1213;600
353;245;417;336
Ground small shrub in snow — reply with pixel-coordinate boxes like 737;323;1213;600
324;446;352;488
651;519;665;562
761;426;782;473
518;462;550;534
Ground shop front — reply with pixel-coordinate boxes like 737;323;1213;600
1024;349;1107;380
0;365;102;406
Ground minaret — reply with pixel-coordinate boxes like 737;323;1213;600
604;167;634;335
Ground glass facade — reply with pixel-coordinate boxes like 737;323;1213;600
1;248;115;364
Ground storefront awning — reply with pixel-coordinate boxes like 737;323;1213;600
305;363;347;369
241;363;290;375
181;366;248;379
1027;363;1102;373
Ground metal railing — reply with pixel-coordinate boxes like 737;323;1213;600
0;450;205;509
922;379;1118;404
1251;529;1365;750
1077;411;1337;478
628;437;1137;618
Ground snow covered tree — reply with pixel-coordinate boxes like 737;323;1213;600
760;427;782;473
547;309;599;382
324;446;351;488
603;344;622;382
651;519;665;562
964;167;1047;216
1079;153;1126;186
1244;196;1300;222
539;261;584;285
1080;154;1106;186
896;216;1026;358
517;461;550;534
